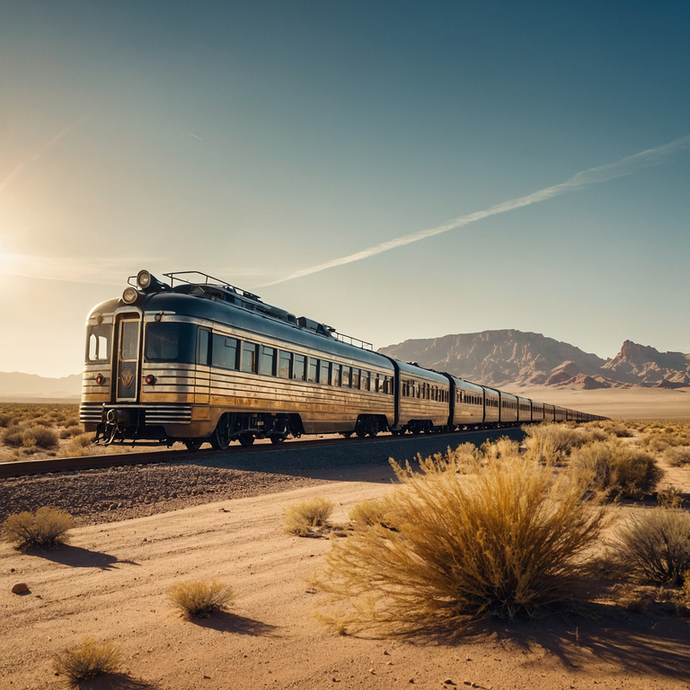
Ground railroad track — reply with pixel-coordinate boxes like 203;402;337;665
0;428;521;479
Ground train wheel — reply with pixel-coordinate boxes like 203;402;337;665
185;439;203;451
239;433;255;447
211;415;231;450
367;418;379;438
355;419;367;439
270;435;284;445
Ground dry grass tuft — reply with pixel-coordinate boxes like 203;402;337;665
52;637;122;686
167;579;234;618
572;439;663;500
2;507;74;550
57;433;94;457
349;498;395;530
614;508;690;585
316;449;604;634
285;497;335;536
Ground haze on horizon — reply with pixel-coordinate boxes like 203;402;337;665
1;1;689;378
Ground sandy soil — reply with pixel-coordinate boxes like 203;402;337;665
3;453;690;690
515;385;690;421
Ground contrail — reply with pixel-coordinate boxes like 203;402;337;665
188;133;203;140
259;134;690;287
0;115;90;195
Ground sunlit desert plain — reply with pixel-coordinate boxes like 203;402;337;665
2;392;690;690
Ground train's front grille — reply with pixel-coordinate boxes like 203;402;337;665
80;402;104;424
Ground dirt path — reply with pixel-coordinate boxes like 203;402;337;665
3;469;690;690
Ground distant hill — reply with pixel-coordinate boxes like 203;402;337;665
0;371;81;402
379;331;690;389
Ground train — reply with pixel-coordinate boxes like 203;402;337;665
80;270;605;449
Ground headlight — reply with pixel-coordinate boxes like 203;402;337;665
137;270;152;290
122;287;139;304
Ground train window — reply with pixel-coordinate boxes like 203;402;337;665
373;373;380;393
294;354;306;381
384;376;392;395
351;368;360;389
210;333;238;369
307;358;318;383
332;363;341;386
145;323;196;363
241;342;258;373
342;366;351;388
197;330;210;366
320;361;331;385
361;371;369;391
259;346;276;376
87;324;111;362
278;351;292;379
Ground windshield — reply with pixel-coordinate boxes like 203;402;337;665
145;323;196;363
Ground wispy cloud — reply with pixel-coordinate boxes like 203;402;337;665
260;134;690;287
0;254;272;286
0;254;149;285
188;133;203;140
0;115;91;195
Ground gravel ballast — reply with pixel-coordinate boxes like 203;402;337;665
0;428;524;526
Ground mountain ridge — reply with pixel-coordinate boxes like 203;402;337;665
379;331;689;389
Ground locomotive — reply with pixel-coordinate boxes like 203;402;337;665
80;270;603;450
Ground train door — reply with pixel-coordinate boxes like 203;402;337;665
196;328;211;404
116;316;141;401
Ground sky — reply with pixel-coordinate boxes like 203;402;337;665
1;1;689;378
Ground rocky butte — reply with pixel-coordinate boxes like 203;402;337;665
379;331;690;390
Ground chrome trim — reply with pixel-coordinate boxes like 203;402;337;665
80;402;104;424
144;404;192;424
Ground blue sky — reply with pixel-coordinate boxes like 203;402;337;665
1;1;689;377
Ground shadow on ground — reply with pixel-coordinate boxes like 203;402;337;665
192;610;280;637
78;672;157;689
28;544;140;570
410;603;690;680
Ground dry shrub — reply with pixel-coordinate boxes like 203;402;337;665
657;486;685;509
572;439;663;500
614;508;690;585
316;451;604;634
26;425;59;449
522;423;602;465
664;446;690;467
2;507;74;549
57;433;93;457
640;424;690;453
60;425;84;439
2;424;26;447
167;579;234;618
285;497;335;536
53;637;122;686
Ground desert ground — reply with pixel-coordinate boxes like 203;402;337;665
516;385;690;422
2;393;690;690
